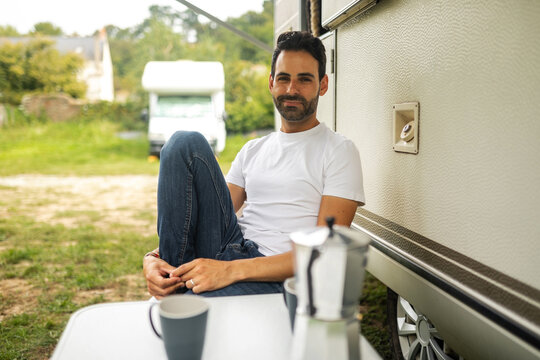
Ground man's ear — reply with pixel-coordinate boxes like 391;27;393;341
268;74;274;91
319;74;329;96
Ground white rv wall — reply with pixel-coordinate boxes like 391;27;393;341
334;0;540;288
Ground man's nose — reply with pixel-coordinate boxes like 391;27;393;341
286;80;299;94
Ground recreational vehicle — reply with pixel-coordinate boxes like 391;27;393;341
141;60;226;156
274;1;540;359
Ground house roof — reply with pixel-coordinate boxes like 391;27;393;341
55;37;97;60
0;35;105;61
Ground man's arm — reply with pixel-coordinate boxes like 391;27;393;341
228;183;246;213
170;251;294;293
316;195;360;226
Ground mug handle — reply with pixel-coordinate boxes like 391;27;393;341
148;303;162;339
283;281;288;305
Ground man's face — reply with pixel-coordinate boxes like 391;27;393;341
269;50;328;123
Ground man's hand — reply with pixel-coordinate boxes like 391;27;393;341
143;256;185;299
170;258;237;294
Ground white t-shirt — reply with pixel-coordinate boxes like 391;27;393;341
226;123;365;256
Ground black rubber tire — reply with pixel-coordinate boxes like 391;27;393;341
387;287;406;360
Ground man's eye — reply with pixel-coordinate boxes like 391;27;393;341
277;77;289;82
300;78;312;82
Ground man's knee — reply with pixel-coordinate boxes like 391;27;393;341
161;131;209;158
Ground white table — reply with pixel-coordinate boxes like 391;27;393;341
51;294;382;360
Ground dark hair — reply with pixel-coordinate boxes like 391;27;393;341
271;31;326;80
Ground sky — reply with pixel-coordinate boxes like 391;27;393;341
0;0;264;36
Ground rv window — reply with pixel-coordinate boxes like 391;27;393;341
155;95;213;118
321;0;378;29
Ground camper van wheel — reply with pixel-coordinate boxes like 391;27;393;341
148;147;161;159
387;288;464;360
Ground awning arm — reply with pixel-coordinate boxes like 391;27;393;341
174;0;273;54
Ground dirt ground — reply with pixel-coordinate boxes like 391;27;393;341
0;175;391;359
0;175;158;236
0;175;158;321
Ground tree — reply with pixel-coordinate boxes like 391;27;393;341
224;61;274;133
195;0;273;64
31;22;63;36
106;1;275;131
0;38;86;104
0;25;20;36
107;9;191;102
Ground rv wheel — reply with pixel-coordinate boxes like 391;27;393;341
387;288;463;360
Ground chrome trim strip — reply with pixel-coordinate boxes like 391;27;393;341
352;208;540;350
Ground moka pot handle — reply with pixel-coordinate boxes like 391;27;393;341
306;247;320;316
306;217;335;317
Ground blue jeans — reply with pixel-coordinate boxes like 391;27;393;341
157;131;283;297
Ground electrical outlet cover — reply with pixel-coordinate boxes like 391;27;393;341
393;102;419;154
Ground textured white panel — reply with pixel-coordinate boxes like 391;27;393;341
333;0;540;288
274;0;301;35
317;31;336;131
274;0;301;130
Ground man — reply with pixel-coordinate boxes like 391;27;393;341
143;31;364;298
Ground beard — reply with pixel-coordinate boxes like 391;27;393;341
273;93;319;122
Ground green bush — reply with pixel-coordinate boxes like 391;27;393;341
0;102;147;131
0;38;86;105
224;61;274;134
77;101;147;131
0;104;47;128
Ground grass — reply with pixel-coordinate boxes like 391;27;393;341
217;134;254;174
0;119;249;177
360;272;392;359
0;120;158;176
0;216;158;359
0;119;391;359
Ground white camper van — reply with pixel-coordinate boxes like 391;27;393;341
141;60;226;156
274;1;540;360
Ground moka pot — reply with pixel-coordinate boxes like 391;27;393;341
290;217;370;360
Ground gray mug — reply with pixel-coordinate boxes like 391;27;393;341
149;295;209;360
283;277;297;329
